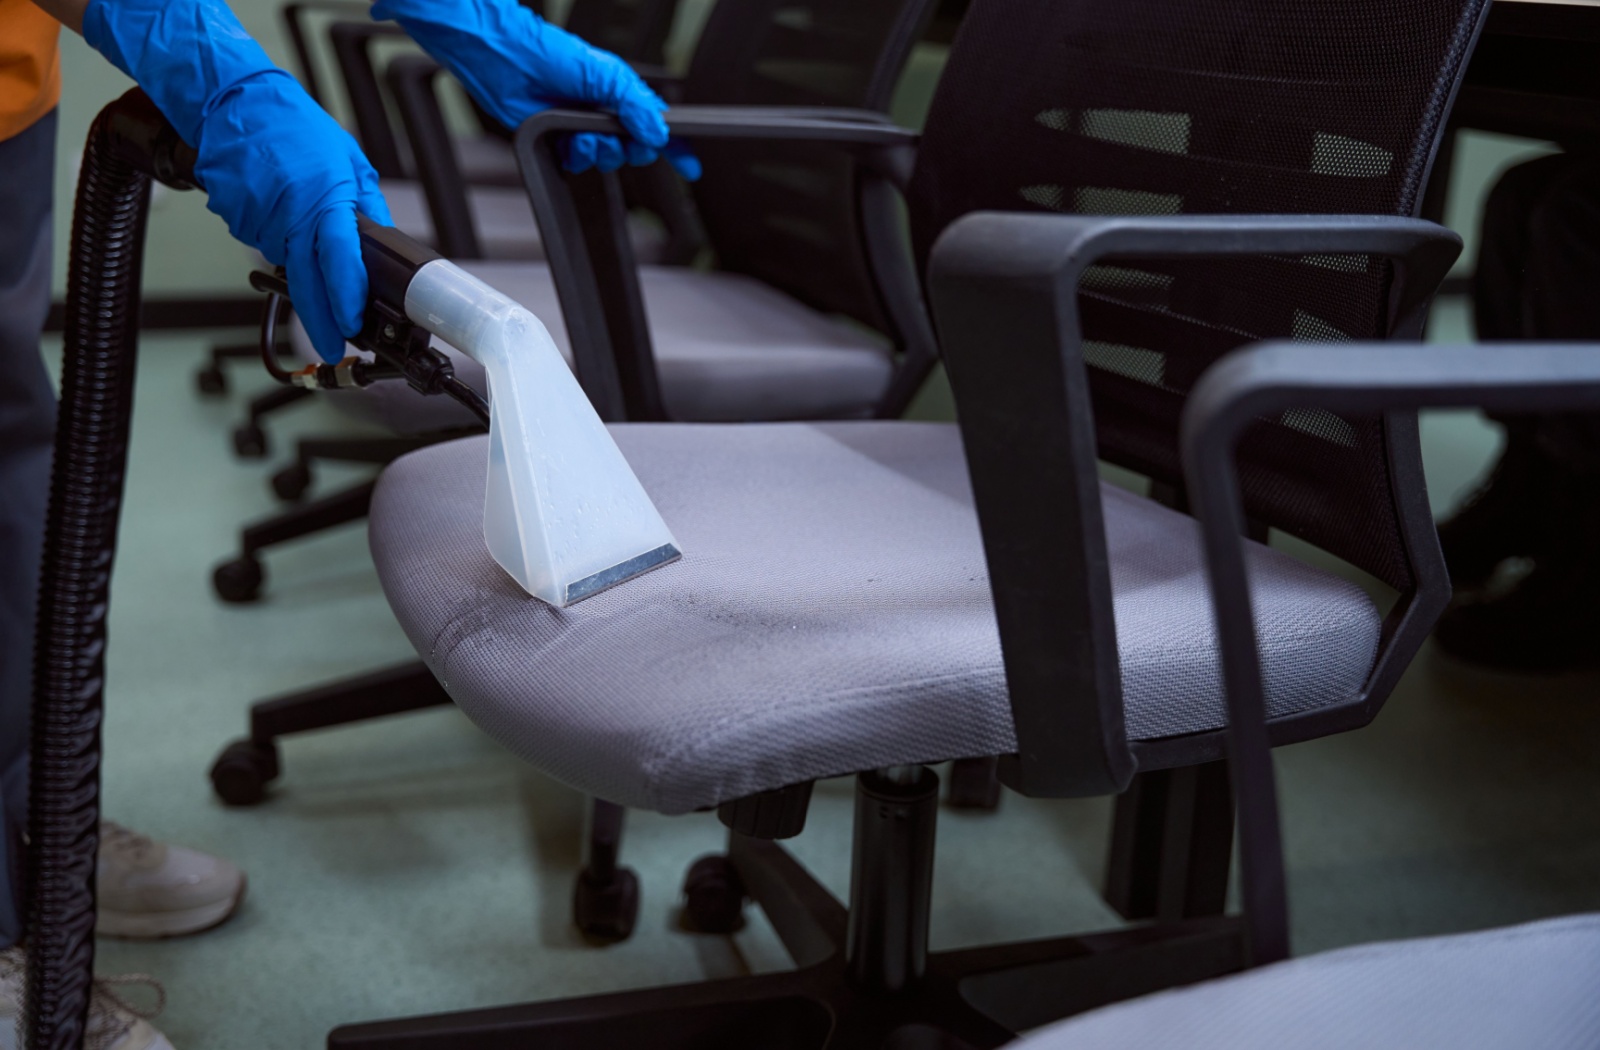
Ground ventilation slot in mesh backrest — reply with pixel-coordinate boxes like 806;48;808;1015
682;0;932;331
909;0;1485;589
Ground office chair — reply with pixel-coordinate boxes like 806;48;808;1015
322;0;1493;1037
1013;912;1600;1049
1008;341;1600;1050
208;0;943;941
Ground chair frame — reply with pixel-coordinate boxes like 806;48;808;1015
515;108;936;422
525;108;1463;918
282;0;378;112
385;52;706;264
397;33;941;421
938;209;1458;966
284;3;1520;1042
327;89;1493;1045
320;205;1488;1050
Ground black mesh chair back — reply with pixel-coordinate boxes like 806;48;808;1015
565;0;678;67
681;0;935;332
909;0;1487;589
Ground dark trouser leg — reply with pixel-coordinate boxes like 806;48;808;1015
1436;155;1600;668
0;110;59;949
1518;157;1600;474
1472;155;1578;449
1474;154;1600;466
1472;153;1576;342
1439;155;1600;588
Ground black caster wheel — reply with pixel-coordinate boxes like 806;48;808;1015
945;757;1002;811
210;738;280;806
679;854;746;934
212;556;264;603
572;866;640;942
271;462;312;502
232;422;268;459
195;366;228;397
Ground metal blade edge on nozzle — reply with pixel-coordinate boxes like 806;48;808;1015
562;542;682;606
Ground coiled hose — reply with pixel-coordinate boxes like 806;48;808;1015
26;89;196;1050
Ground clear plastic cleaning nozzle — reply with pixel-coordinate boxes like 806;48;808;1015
402;260;680;606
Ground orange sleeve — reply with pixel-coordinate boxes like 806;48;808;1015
0;0;62;142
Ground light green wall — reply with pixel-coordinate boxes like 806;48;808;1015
50;5;312;298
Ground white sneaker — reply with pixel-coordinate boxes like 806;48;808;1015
0;946;174;1050
96;823;246;940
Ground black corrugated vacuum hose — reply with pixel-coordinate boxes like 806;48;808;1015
26;88;483;1048
26;89;196;1050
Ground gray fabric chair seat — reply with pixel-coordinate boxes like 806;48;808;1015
1009;914;1600;1049
378;182;670;263
368;423;1380;813
291;261;894;430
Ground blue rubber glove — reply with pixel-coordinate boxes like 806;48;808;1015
371;0;701;181
83;0;393;362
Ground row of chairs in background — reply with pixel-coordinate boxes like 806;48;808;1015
185;0;1600;1044
332;0;1600;1043
201;0;996;944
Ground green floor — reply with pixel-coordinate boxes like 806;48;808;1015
35;10;1600;1049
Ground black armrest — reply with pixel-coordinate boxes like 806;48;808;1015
281;0;375;106
928;209;1462;965
1183;339;1600;729
329;20;414;179
386;54;483;258
1180;338;1600;965
932;212;1459;344
524;105;916;142
928;209;1461;789
512;106;923;421
523;105;919;187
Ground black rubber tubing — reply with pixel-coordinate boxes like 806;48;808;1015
25;89;196;1050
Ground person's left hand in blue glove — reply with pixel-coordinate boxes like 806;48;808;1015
371;0;700;181
62;0;392;363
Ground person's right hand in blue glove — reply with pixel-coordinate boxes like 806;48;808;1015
78;0;391;362
371;0;700;181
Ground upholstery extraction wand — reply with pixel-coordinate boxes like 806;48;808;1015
28;87;678;1050
251;218;681;607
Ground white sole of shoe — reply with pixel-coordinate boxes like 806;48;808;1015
126;1025;178;1050
95;875;247;940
